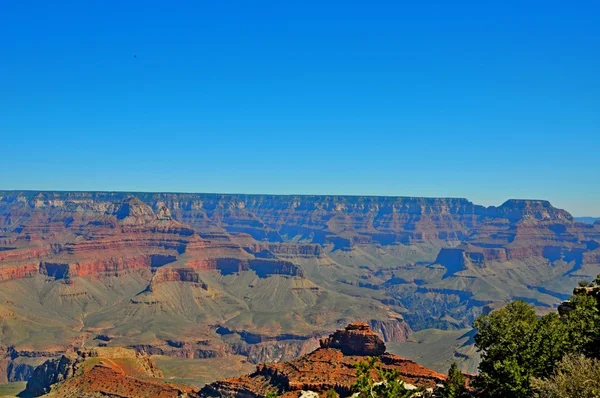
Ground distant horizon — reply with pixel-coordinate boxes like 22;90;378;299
1;188;597;217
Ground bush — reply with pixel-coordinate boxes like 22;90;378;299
351;357;420;398
563;294;600;358
325;389;339;398
531;354;600;398
473;283;600;398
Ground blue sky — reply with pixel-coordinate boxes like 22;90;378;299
1;1;599;215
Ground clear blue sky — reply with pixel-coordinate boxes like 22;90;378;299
1;1;599;215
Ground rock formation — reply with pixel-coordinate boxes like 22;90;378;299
319;322;386;356
201;323;446;397
23;347;196;397
558;283;600;316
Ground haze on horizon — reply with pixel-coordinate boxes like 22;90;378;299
1;1;599;216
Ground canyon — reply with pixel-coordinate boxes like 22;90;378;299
0;191;599;392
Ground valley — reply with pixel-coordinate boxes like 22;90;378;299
0;191;599;393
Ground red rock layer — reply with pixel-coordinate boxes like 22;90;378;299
0;263;39;282
0;245;52;262
39;255;153;279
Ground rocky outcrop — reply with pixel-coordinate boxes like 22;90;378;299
22;348;183;397
435;248;469;277
202;323;446;397
558;284;600;316
112;196;157;225
493;199;573;222
233;339;320;364
184;256;302;278
149;267;206;288
6;360;38;382
213;327;323;364
319;323;386;356
24;353;81;396
0;346;52;384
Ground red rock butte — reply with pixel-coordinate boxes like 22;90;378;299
201;323;446;397
319;322;386;356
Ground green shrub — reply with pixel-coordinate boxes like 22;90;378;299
531;354;600;398
473;301;571;397
325;389;339;398
351;356;419;398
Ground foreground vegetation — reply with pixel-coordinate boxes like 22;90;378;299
473;276;600;397
339;276;600;397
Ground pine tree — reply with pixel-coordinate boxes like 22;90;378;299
441;362;467;397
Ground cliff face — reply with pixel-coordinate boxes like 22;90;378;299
0;263;39;282
369;319;413;343
0;346;55;384
0;192;579;248
23;354;80;396
1;192;592;273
